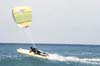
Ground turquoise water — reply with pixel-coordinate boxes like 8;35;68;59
0;43;100;66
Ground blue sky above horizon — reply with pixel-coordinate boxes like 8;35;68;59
0;0;100;44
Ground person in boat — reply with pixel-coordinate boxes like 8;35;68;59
30;47;37;53
30;47;48;56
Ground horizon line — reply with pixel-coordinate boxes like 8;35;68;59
0;42;100;46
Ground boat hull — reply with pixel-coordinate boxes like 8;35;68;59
17;48;48;59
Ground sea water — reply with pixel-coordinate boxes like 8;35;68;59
0;43;100;66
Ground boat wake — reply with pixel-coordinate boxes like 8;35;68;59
0;53;100;65
47;54;100;65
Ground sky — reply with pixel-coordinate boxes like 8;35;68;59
0;0;100;44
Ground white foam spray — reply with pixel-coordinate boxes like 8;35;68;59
47;53;100;65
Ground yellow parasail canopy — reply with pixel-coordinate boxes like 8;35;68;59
12;6;32;28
